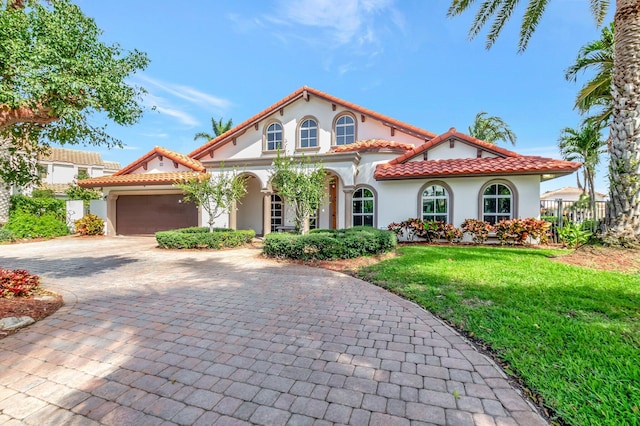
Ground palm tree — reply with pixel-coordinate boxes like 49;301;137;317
559;122;607;217
565;22;614;128
194;117;233;142
447;0;640;243
468;112;517;145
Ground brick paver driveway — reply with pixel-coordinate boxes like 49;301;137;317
0;237;546;425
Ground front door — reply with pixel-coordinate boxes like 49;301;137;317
271;194;283;232
329;178;337;229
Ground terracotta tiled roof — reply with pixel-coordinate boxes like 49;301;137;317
388;128;521;165
540;186;608;200
374;157;582;180
37;183;70;194
189;86;438;160
116;146;205;175
78;171;209;188
38;147;104;166
330;139;415;153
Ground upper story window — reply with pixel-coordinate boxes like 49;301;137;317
299;118;318;149
266;122;283;151
422;184;449;223
482;182;513;224
335;114;355;146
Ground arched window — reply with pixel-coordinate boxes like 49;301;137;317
353;187;375;227
422;184;449;222
271;194;283;232
335;114;355;145
482;183;513;224
266;122;283;151
299;118;318;148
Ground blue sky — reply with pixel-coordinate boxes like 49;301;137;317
75;0;613;194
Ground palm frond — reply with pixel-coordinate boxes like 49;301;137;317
469;0;503;41
485;0;520;49
590;0;609;25
518;0;550;52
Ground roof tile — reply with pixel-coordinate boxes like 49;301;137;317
116;146;205;175
79;171;208;187
374;156;581;180
330;139;415;153
38;147;104;166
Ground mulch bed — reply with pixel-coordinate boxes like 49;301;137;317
0;289;63;340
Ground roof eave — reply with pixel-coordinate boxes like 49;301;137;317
374;168;580;181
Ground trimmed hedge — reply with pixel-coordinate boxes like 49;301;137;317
156;227;255;249
264;226;397;260
0;227;15;243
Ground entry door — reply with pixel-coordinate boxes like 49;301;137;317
329;178;337;229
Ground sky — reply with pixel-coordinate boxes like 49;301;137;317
73;0;614;194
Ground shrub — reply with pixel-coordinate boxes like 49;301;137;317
0;227;15;243
10;195;65;221
387;219;462;243
263;227;397;260
0;269;40;298
494;218;551;245
74;213;104;236
558;222;592;248
156;227;255;249
461;219;494;243
31;188;55;198
5;211;70;239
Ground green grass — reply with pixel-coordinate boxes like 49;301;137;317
358;245;640;425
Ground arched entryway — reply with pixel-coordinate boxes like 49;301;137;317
236;173;264;234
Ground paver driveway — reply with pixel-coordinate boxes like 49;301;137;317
0;237;546;426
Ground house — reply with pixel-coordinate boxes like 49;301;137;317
36;147;121;197
541;186;608;203
79;87;581;236
540;186;608;221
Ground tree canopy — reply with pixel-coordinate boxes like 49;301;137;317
468;111;517;145
194;117;233;142
0;0;149;185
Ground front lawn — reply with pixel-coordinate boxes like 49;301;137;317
358;245;640;425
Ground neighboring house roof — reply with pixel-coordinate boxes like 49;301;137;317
103;161;122;171
78;171;209;188
38;147;104;166
37;183;70;195
375;128;581;180
541;186;608;201
330;139;415;153
115;146;205;175
189;86;438;160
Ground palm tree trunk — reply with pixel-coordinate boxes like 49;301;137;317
608;0;640;242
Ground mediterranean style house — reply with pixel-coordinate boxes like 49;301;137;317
79;87;581;236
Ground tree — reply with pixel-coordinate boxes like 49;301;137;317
565;22;615;128
559;122;606;218
65;170;102;206
468;111;517;145
0;0;149;223
270;153;326;235
194;117;233;142
447;0;640;244
174;170;247;232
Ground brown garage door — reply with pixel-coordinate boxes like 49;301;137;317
116;194;198;235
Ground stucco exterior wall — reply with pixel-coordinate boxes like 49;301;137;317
130;157;193;174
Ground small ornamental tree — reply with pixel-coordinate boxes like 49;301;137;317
270;152;326;235
174;169;247;232
65;170;102;206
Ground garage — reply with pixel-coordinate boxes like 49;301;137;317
116;194;197;235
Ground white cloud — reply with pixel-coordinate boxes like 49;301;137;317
137;75;231;111
141;92;199;127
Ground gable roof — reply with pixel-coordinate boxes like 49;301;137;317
38;147;105;166
189;86;438;160
78;171;208;188
387;128;521;166
541;186;608;200
103;161;122;171
330;139;415;153
115;146;205;175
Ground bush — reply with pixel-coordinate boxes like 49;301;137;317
263;227;397;260
0;227;15;243
0;269;40;298
387;219;462;243
74;213;104;236
31;188;55;198
558;222;592;248
5;211;70;239
10;195;65;221
156;227;255;249
461;219;494;243
494;218;551;245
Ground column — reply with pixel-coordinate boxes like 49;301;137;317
343;185;355;229
262;191;272;236
107;194;118;236
229;200;237;230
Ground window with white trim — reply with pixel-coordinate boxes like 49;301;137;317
482;183;512;224
271;194;283;232
266;122;283;151
335;115;355;145
422;185;449;222
352;187;375;227
299;119;318;148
